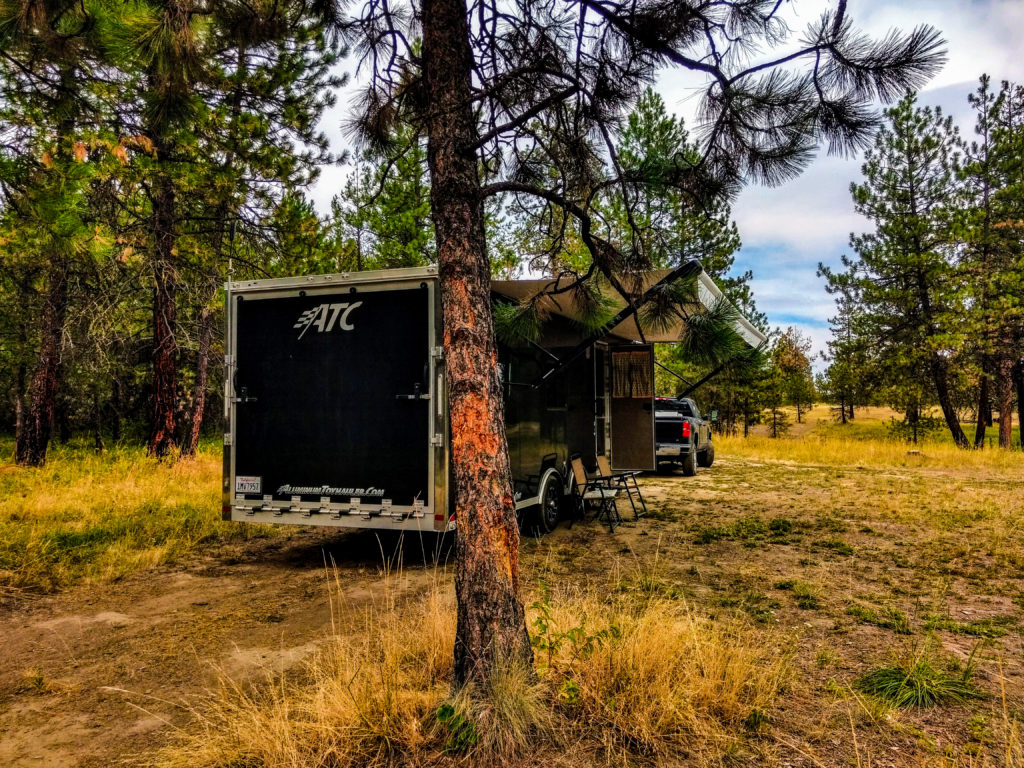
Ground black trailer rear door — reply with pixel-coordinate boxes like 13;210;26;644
231;281;434;509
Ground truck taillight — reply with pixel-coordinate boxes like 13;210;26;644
682;421;691;438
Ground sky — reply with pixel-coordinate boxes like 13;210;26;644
662;0;1024;366
309;0;1024;367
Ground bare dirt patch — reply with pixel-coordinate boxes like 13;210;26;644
0;530;446;767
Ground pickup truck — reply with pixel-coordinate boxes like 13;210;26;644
654;397;715;475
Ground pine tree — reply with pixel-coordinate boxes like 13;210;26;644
0;0;115;465
821;94;968;447
959;76;1024;449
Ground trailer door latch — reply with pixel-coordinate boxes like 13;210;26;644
396;382;431;400
233;386;257;404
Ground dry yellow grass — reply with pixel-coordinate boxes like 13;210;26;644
725;405;1024;474
0;439;274;592
150;570;791;768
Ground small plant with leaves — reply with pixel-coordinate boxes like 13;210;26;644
435;703;479;754
530;581;620;668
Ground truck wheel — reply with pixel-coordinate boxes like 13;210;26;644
682;448;697;476
533;471;563;535
698;442;715;468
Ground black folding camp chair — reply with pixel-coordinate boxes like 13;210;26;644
570;455;621;532
595;454;647;520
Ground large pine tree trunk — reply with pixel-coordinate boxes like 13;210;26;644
974;370;988;448
421;0;532;687
149;168;179;458
994;355;1014;449
15;257;69;466
930;355;968;448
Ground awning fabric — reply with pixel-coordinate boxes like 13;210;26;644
491;269;766;347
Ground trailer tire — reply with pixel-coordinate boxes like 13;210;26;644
698;442;715;468
533;470;563;535
682;448;697;476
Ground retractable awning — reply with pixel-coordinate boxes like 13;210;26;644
491;266;766;348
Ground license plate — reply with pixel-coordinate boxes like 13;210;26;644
235;475;262;494
658;445;680;456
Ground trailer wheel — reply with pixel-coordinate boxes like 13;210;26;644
681;448;698;476
534;470;563;535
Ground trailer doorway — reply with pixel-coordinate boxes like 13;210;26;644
607;345;655;471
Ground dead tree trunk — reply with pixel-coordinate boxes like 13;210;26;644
15;257;69;466
930;356;968;448
421;0;531;688
1015;360;1024;450
182;306;213;456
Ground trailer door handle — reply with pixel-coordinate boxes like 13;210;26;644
396;382;431;400
233;386;257;404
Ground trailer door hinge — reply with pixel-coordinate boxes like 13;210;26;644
224;354;235;366
431;434;444;447
432;346;444;359
223;432;233;446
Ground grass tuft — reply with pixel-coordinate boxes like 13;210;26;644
854;649;985;708
846;604;913;634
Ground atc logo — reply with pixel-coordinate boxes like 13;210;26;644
294;301;363;339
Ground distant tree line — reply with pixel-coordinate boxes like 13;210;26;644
818;78;1024;449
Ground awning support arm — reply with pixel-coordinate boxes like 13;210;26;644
655;360;695;388
677;343;766;398
531;259;703;388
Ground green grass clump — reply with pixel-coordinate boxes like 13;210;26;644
853;657;984;708
923;613;1015;638
814;538;854;556
846;604;913;634
774;579;820;610
693;516;767;545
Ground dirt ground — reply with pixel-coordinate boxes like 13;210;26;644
1;449;1022;767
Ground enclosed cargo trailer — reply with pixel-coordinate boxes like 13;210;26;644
222;264;763;533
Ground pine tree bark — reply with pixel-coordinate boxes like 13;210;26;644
421;0;532;687
15;256;69;466
974;371;988;448
930;355;968;448
182;306;213;456
149;163;179;458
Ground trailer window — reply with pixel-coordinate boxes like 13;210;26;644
611;350;653;398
